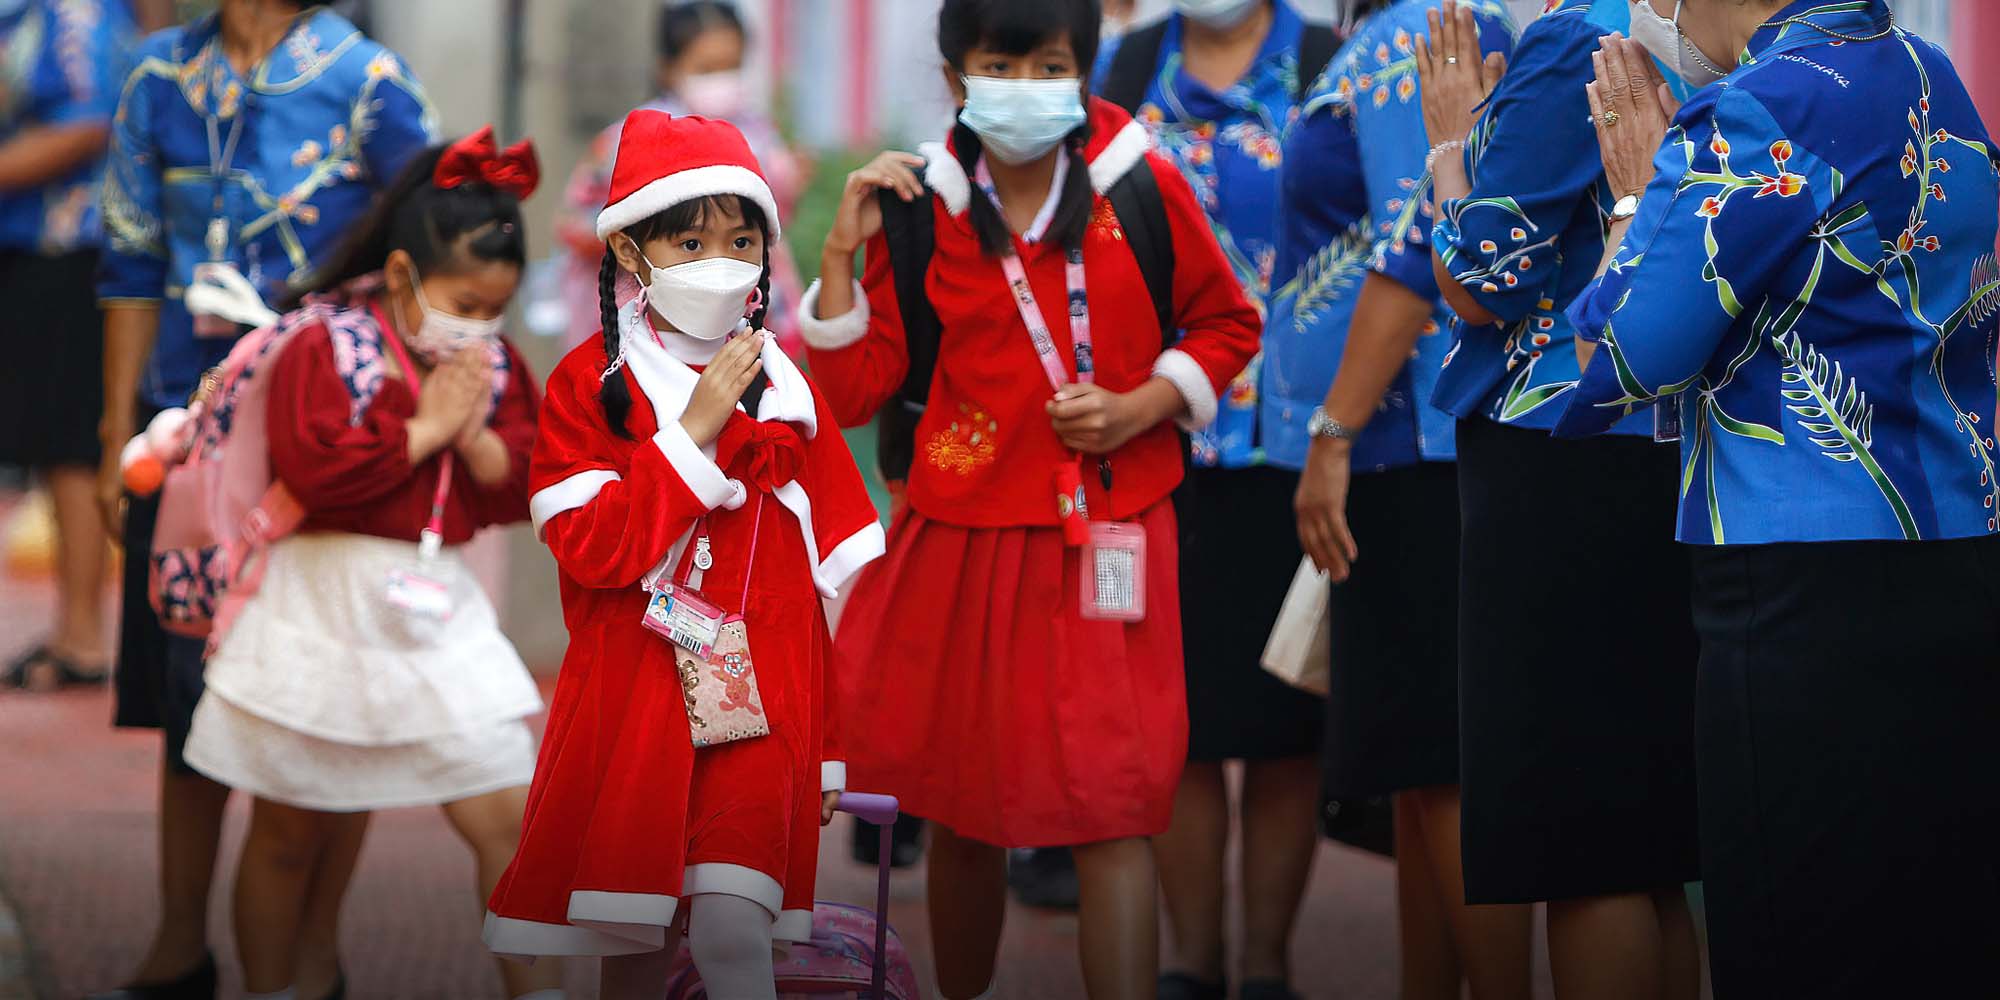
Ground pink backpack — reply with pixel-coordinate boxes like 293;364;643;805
148;317;310;654
663;794;922;1000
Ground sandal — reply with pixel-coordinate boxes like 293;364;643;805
3;644;110;691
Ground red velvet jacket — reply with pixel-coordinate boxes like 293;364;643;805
801;98;1260;528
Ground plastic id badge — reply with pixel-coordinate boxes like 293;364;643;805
384;567;453;621
1654;392;1684;444
645;584;729;657
1081;521;1147;622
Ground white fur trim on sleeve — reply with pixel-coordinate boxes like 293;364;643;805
821;761;847;792
816;521;887;598
919;140;970;216
530;470;621;540
1153;348;1220;432
796;279;871;351
652;422;745;511
1089;120;1153;195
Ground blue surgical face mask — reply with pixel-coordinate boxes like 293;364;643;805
957;75;1087;165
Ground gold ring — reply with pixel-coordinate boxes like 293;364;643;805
1600;109;1621;127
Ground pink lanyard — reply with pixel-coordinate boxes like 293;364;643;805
999;246;1093;392
676;495;766;609
373;303;455;556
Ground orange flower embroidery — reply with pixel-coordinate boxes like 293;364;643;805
1697;196;1725;218
925;404;999;476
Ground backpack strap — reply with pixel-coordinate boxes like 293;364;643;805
1295;24;1340;102
873;185;940;483
1104;163;1176;352
1100;21;1171;115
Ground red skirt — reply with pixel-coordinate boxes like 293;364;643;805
836;502;1186;847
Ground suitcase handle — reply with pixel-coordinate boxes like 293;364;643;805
834;792;901;999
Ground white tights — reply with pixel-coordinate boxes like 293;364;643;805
685;893;778;1000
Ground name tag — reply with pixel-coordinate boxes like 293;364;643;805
385;567;453;621
645;584;727;656
1081;521;1147;622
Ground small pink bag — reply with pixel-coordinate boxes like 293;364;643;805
644;497;770;747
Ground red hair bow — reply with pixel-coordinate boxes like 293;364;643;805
434;125;541;199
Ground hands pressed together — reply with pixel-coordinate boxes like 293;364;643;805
1588;34;1683;202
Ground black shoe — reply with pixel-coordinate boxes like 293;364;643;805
851;815;925;869
1239;979;1300;1000
312;971;347;1000
1006;847;1079;910
1158;971;1227;1000
86;953;218;1000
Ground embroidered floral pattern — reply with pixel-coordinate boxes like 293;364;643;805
924;403;999;476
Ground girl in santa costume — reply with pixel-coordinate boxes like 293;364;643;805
481;111;883;1000
178;129;563;1000
799;1;1261;995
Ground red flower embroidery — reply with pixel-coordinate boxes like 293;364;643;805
1769;140;1793;165
1710;135;1731;157
1754;172;1806;198
1697;196;1725;218
1901;141;1919;178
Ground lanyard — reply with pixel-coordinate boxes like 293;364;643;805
202;46;247;261
373;303;455;559
999;247;1093;393
674;494;766;610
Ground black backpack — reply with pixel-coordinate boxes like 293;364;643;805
870;164;1177;484
1097;19;1341;116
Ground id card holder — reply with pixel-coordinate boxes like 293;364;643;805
191;260;243;339
644;583;727;657
1080;521;1147;622
1653;392;1684;444
385;531;454;621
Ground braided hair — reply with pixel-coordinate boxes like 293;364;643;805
597;194;772;438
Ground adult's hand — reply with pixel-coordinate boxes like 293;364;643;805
1294;438;1359;582
1415;2;1507;148
1588;35;1683;201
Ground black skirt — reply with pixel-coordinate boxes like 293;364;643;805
1455;417;1699;904
1322;460;1460;798
1692;534;2000;999
0;250;103;467
1179;465;1324;762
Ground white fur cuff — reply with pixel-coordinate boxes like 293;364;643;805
821;761;847;792
652;422;745;511
1153;348;1220;431
797;279;871;351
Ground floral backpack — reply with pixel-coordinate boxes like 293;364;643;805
149;276;507;654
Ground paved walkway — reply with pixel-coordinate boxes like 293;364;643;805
0;492;1560;999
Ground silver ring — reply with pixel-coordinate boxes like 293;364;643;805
1446;56;1459;65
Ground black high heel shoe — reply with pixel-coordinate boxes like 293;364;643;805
85;953;218;1000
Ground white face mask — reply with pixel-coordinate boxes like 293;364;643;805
679;70;747;120
405;267;504;363
958;76;1088;166
1174;0;1261;29
1629;0;1729;87
640;253;764;341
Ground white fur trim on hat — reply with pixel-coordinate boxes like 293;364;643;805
596;164;783;241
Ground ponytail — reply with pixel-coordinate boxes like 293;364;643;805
598;250;634;438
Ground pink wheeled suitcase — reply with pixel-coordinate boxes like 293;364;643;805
662;792;922;999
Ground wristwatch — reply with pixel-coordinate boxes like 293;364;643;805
1610;193;1643;222
1307;406;1356;442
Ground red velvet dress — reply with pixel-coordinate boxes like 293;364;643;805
484;309;883;956
800;98;1263;847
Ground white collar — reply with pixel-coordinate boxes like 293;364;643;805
974;147;1070;245
619;298;818;439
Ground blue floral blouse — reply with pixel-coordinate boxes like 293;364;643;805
1263;0;1514;473
1118;1;1309;468
0;0;135;253
99;8;437;410
1429;0;1681;434
1555;0;2000;545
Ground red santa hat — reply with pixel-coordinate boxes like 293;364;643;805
595;110;783;241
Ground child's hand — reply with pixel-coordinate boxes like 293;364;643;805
825;151;926;259
410;349;486;455
821;790;842;826
680;331;766;448
450;349;496;448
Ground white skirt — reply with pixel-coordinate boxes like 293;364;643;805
184;532;543;812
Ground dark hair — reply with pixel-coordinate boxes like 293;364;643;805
599;194;772;438
659;1;747;63
938;0;1099;255
284;143;527;309
1337;0;1393;32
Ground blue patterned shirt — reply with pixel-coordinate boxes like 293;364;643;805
1555;0;2000;545
1263;0;1514;473
98;8;437;409
1117;1;1310;468
0;0;135;252
1429;0;1680;434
